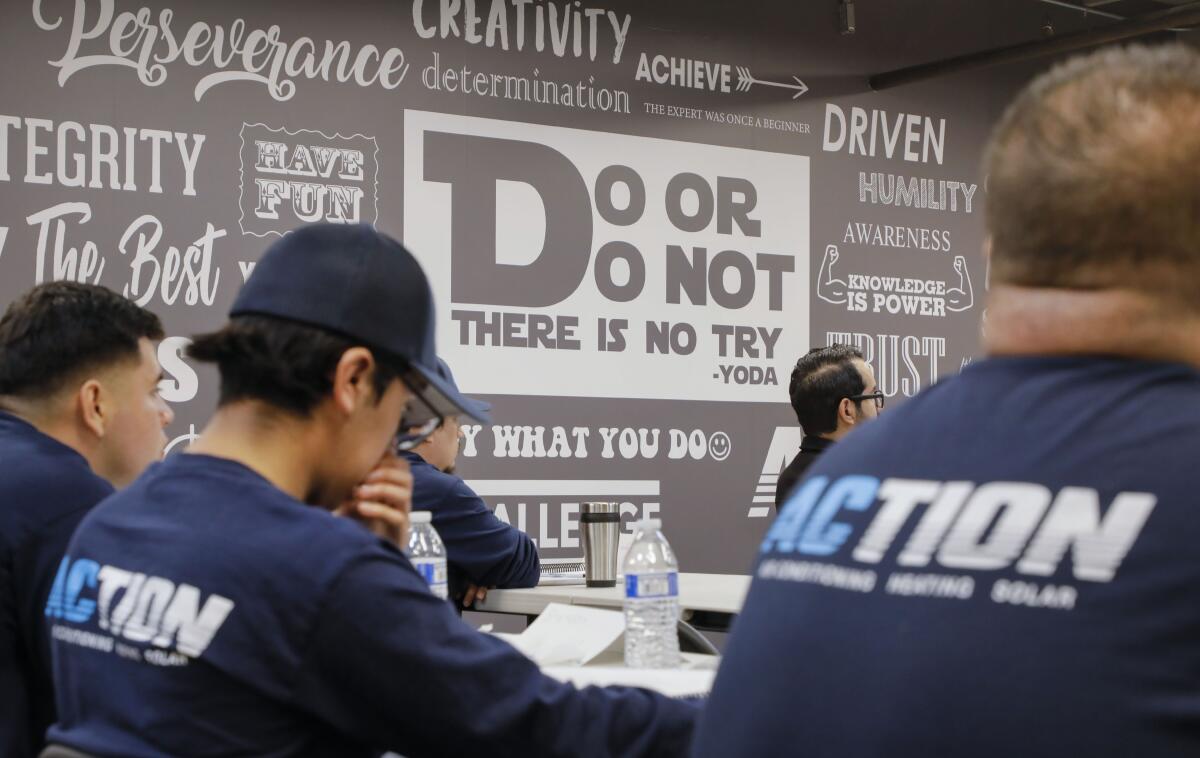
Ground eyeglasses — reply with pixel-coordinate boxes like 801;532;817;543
392;373;445;453
848;391;885;411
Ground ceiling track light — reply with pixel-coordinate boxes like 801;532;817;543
838;0;856;35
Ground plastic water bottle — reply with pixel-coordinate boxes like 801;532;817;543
622;518;681;668
406;511;448;600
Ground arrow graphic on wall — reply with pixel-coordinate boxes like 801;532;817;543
735;67;809;99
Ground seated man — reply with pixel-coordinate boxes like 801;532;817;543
698;44;1200;756
775;344;881;509
0;283;171;758
47;224;697;757
401;358;539;608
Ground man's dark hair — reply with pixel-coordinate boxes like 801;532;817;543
984;43;1200;308
0;282;164;399
788;345;865;437
188;315;409;416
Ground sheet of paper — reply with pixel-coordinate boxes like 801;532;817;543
496;603;626;667
542;666;715;698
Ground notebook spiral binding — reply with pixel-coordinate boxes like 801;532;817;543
538;556;587;586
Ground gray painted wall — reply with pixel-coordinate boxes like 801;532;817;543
0;0;1112;572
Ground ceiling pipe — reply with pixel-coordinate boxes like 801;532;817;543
1035;0;1124;22
869;1;1200;91
1035;0;1193;31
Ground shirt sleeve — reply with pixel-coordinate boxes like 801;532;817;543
292;548;698;757
0;535;34;758
12;471;113;750
431;478;540;589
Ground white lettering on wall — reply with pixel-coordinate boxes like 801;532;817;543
411;0;631;64
822;104;946;165
0;114;205;196
31;0;410;102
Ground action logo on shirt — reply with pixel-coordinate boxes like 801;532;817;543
45;556;235;665
762;476;1157;611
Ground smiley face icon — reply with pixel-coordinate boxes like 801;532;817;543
708;431;732;461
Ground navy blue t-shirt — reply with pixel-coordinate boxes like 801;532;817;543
47;453;697;757
402;451;539;599
0;412;113;758
698;356;1200;757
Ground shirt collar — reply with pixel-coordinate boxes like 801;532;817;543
400;450;434;469
800;435;835;454
0;410;95;469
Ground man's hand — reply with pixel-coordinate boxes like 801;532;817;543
335;452;413;547
463;583;493;608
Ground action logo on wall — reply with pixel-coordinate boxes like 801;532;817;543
404;109;810;402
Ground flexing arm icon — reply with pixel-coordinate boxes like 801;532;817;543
817;244;848;305
946;255;974;313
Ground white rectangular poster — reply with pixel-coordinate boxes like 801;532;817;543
404;109;809;401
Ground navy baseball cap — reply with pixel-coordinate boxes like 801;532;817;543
401;358;492;428
230;223;491;424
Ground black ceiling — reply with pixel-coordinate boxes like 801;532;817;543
1032;0;1200;23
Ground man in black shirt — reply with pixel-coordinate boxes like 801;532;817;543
774;345;881;509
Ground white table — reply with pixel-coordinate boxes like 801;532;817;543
477;572;750;633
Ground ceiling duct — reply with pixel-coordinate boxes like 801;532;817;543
869;0;1200;91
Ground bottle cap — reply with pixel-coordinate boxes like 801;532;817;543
410;511;432;524
639;517;662;530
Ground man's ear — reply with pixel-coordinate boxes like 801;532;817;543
837;397;857;428
76;379;108;439
331;347;376;415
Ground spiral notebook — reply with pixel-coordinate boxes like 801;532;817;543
538;534;635;586
538;556;587;586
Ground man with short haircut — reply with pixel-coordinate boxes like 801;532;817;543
697;44;1200;757
47;224;696;757
774;345;881;509
401;358;539;608
0;282;172;758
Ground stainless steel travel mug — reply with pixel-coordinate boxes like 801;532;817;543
580;501;621;588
